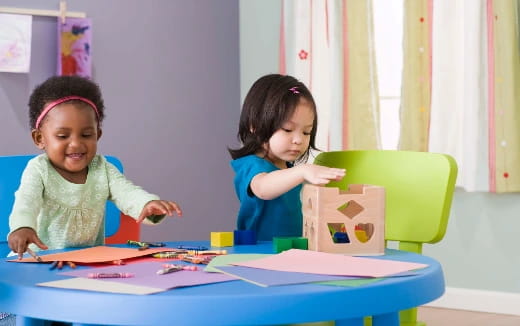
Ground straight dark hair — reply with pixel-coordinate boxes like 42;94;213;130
228;74;318;164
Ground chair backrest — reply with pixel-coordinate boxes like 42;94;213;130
0;155;124;256
313;150;458;253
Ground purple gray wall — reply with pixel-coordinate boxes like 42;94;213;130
0;0;240;241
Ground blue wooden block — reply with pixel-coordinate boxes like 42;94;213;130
234;230;257;245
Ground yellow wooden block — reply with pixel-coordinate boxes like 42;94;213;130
210;232;234;247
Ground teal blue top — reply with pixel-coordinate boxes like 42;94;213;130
231;155;302;241
8;154;164;251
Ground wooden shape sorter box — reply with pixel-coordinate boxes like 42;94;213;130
302;184;385;256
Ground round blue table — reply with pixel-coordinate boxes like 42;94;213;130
0;241;444;326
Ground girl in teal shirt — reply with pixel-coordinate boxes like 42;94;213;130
229;74;345;241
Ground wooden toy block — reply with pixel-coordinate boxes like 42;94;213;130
210;232;234;247
234;230;257;245
302;184;385;255
273;237;308;253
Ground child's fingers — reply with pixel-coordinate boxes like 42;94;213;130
158;201;182;217
167;201;182;216
14;242;27;260
31;236;48;251
135;212;147;224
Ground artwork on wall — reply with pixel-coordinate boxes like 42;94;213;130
57;17;92;78
0;13;32;73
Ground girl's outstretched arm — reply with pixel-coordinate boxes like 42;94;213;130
251;164;345;200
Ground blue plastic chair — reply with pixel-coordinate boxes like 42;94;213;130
0;154;126;256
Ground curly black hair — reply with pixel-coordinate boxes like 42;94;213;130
228;74;318;164
28;75;105;129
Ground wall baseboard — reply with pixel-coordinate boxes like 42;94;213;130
425;287;520;316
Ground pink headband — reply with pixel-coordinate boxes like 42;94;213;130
35;96;99;129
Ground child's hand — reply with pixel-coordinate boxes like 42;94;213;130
136;200;183;224
300;164;346;185
7;227;48;260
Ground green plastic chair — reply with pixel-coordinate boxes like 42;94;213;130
313;150;458;326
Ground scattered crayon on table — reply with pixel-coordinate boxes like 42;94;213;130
186;249;227;256
87;272;134;279
49;261;59;270
26;248;42;262
162;264;198;271
156;266;183;275
152;252;186;259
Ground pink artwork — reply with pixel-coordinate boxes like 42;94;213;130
57;17;92;78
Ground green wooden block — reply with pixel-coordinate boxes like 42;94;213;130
292;237;308;249
273;237;293;253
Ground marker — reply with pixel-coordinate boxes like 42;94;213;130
26;248;43;262
87;272;134;279
156;266;183;275
162;264;198;271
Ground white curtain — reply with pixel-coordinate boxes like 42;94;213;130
428;0;490;191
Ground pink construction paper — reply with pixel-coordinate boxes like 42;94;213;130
60;261;237;290
232;249;428;278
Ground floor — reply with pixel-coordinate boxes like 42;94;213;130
418;307;520;326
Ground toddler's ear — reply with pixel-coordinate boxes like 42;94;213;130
97;128;103;140
31;129;45;149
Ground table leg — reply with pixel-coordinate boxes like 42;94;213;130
372;312;399;326
15;316;46;326
334;317;364;326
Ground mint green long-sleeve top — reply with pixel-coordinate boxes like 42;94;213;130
8;154;164;251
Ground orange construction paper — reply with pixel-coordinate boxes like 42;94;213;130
9;246;176;264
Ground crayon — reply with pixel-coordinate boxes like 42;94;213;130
162;264;198;271
145;242;166;247
26;248;43;262
49;261;59;270
152;252;186;259
127;240;148;247
57;261;64;270
112;259;126;265
177;245;208;251
181;255;214;265
186;249;227;256
87;272;134;279
156;266;183;275
66;261;77;269
127;240;166;248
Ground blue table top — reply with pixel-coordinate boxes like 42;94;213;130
0;241;445;326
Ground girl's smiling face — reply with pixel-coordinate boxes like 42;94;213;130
32;102;101;184
263;99;315;169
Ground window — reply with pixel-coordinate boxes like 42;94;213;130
373;0;403;150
